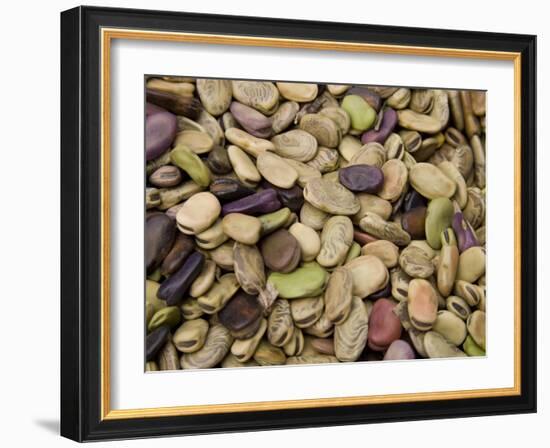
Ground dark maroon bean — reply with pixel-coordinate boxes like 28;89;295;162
146;325;170;361
229;102;272;138
145;213;176;274
218;290;263;339
452;211;480;253
401;206;427;239
260;229;301;273
157;252;205;305
338;164;384;193
402;189;427;212
145;103;177;161
160;233;195;276
146;89;201;119
221;189;281;216
261;181;304;212
361;108;398;145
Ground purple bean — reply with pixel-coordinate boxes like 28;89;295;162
338;164;384;193
145;103;177;161
221;189;281;216
361;108;398;144
383;340;416;360
157;252;205;305
146;325;170;361
261;180;304;212
229;102;272;138
452;211;479;253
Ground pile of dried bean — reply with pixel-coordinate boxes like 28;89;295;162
145;78;486;371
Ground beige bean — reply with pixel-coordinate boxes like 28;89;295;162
349;143;386;168
399;245;434;279
190;260;218;298
225;128;275;157
409;163;456;199
299;113;341;148
338;135;363;161
231;80;279;115
197;273;240;314
424;331;467;358
268;299;295;347
379;159;408;202
208;240;236;271
303;312;334;338
176;192;221;235
289;222;321;261
359;212;411;246
227;145;261;185
173;319;209;353
432;310;467;345
158;340;180;371
271;129;318;162
253;341;286;366
180;324;234;369
283;158;322;187
324;267;353;324
467;310;486;350
256;151;298;188
457;246;486;283
196;79;232;116
180;297;204;320
345;255;389;298
317;216;354;268
334;297;369;362
283;327;305;356
290;297;324;329
407;279;438;331
231;318;267;362
173;130;214;154
361;240;399;268
222;213;262;245
352;193;393;223
299;202;330;230
277;82;318;102
195;219;229;249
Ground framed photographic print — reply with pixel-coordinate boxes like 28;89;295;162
60;6;537;442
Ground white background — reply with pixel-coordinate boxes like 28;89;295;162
111;39;515;409
0;0;546;446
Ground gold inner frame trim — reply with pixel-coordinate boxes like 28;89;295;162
100;27;522;421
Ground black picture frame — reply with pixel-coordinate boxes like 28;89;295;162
61;5;537;442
